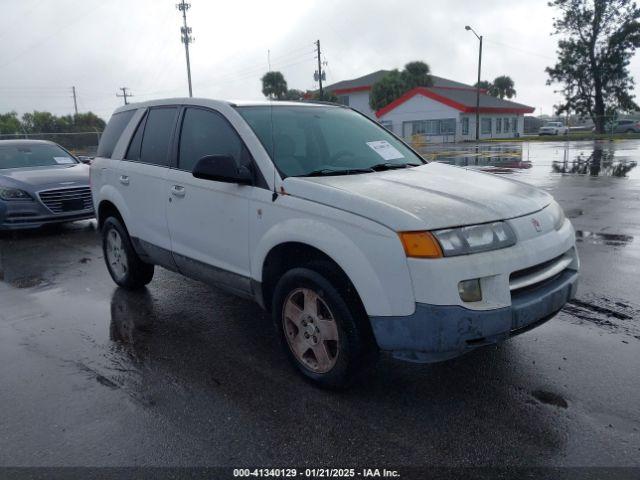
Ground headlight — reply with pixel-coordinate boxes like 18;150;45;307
547;201;566;231
0;187;33;201
432;221;517;256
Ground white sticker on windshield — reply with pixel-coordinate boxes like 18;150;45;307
366;140;405;161
54;156;74;164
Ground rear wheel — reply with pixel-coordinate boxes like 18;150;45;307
102;216;154;289
272;265;377;389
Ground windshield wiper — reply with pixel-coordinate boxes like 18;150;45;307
302;167;374;177
369;162;420;171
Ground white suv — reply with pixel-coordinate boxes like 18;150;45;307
92;99;579;388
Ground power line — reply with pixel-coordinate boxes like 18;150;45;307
177;0;194;97
116;87;133;105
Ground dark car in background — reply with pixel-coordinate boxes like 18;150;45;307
0;140;94;230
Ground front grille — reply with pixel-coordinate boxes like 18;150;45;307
509;250;574;293
38;187;93;214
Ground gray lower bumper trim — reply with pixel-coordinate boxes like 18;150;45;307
369;269;578;364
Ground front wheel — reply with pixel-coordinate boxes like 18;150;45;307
272;266;376;388
102;216;154;289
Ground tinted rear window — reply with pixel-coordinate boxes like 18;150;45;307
140;107;178;167
125;111;147;161
97;110;135;158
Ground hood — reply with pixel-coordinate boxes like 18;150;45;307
282;163;552;231
0;164;90;190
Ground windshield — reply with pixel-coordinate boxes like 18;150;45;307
0;144;78;170
236;105;424;177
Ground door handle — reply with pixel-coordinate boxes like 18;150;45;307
170;185;186;197
119;175;130;186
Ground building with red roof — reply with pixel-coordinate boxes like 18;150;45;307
324;70;535;142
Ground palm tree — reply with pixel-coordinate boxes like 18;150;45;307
261;71;288;100
490;75;516;99
401;61;433;89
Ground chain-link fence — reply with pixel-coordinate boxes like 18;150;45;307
0;132;102;155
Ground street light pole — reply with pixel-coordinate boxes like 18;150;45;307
465;26;482;141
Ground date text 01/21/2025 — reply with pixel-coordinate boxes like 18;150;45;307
232;468;400;478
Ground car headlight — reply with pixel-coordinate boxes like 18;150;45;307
547;201;566;231
432;221;517;257
0;187;33;201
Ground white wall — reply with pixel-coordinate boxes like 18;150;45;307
464;113;525;140
377;94;460;142
343;91;375;118
343;90;526;142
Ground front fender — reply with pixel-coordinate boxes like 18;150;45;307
252;217;415;317
96;184;133;234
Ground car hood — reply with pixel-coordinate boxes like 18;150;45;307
283;163;552;231
0;164;89;190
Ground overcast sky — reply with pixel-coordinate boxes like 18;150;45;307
1;0;638;121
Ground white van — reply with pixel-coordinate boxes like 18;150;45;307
91;99;579;388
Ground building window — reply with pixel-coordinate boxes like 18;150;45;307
481;118;492;134
380;120;393;132
503;117;510;132
512;117;518;132
496;118;502;133
440;119;456;134
338;95;349;106
403;118;456;137
462;117;469;135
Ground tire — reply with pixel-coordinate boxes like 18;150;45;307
272;263;377;389
102;216;154;289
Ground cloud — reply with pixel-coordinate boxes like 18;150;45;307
0;0;637;120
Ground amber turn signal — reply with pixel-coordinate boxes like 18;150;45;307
398;231;443;258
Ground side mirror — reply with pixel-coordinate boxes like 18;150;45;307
192;155;253;185
77;156;93;164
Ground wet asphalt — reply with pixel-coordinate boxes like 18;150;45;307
0;139;639;468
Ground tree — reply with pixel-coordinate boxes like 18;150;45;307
282;89;305;101
73;112;106;131
400;61;433;90
546;0;640;133
369;61;434;110
0;111;22;134
261;71;288;100
306;90;338;102
490;75;516;99
369;70;406;111
474;80;493;91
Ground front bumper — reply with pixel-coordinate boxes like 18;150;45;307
369;268;578;363
0;200;94;230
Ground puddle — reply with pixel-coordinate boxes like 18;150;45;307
575;230;634;246
531;390;568;409
422;139;640;179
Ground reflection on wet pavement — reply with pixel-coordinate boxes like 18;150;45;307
423;139;640;179
575;230;634;246
1;141;640;467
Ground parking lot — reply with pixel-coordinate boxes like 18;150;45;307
1;139;639;469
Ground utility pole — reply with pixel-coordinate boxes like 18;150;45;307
177;0;194;97
315;39;323;100
116;87;133;105
71;86;78;115
465;26;482;141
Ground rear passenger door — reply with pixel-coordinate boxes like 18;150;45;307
165;107;253;294
117;106;178;257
